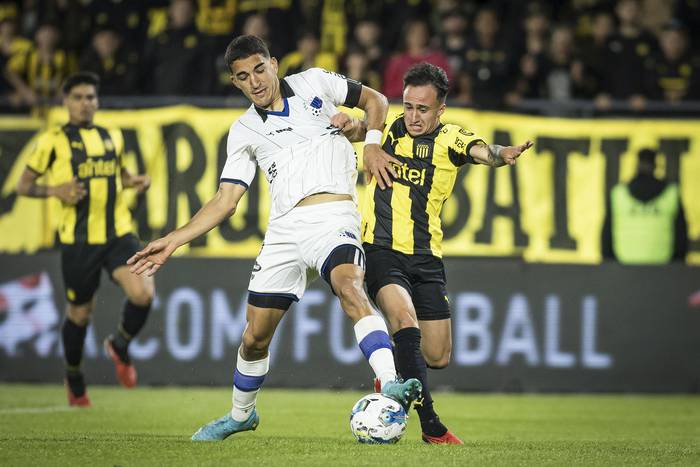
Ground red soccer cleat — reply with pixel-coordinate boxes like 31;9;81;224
65;380;91;408
373;378;381;393
104;337;137;388
422;430;464;445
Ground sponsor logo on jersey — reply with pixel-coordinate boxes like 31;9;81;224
323;124;342;136
340;230;357;240
322;70;347;79
391;162;427;186
266;127;293;136
267;162;278;181
78;158;118;178
251;260;261;281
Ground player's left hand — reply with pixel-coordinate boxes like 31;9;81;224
363;144;399;190
131;174;151;194
127;235;177;276
500;140;533;166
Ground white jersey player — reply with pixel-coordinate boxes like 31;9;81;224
128;35;421;441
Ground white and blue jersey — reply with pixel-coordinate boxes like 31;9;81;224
221;68;365;305
220;67;363;221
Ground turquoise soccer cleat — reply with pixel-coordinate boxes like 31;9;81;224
191;410;259;441
381;378;423;410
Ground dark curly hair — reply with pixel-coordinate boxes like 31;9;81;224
403;63;449;101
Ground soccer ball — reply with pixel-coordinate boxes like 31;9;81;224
349;393;407;444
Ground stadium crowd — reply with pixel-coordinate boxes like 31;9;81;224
1;0;699;111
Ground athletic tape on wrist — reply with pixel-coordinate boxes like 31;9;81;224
364;129;383;146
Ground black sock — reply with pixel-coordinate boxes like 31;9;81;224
65;369;86;397
393;327;447;437
113;300;151;352
62;318;87;368
62;319;87;396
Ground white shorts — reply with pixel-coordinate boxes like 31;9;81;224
248;200;365;308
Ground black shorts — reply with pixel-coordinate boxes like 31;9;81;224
61;234;141;305
363;243;450;321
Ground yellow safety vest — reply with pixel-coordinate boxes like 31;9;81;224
611;183;679;264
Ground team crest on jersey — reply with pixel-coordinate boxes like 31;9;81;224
308;96;323;116
416;144;430;158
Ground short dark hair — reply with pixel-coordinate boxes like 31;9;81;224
62;71;100;95
224;35;270;71
403;62;449;101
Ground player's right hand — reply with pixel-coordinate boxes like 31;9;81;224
330;112;355;134
363;144;399;190
54;177;86;205
127;237;178;276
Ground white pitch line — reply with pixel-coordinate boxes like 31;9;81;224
0;406;73;414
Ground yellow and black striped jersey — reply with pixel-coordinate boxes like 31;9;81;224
361;115;485;257
26;124;133;245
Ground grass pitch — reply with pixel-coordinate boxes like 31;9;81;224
0;384;698;466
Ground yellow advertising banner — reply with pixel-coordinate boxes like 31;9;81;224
1;105;698;264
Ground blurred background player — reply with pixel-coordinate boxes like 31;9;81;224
334;62;532;444
127;35;421;441
15;71;154;406
602;147;688;264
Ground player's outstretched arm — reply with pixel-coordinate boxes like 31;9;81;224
128;182;246;276
16;168;86;204
470;140;533;167
355;85;399;190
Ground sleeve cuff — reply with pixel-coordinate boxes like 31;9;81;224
26;165;45;175
465;139;486;165
220;178;249;190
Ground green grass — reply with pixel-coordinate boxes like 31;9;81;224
0;385;698;466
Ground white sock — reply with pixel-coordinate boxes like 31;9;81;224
230;351;269;422
353;314;396;388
